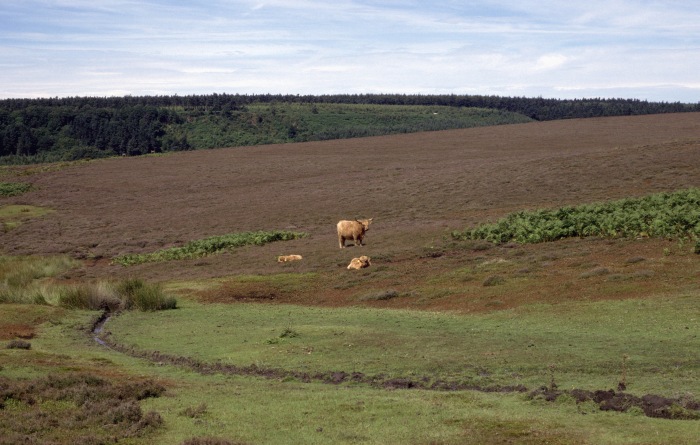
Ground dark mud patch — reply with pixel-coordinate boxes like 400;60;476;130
90;309;113;347
197;283;281;302
530;387;700;420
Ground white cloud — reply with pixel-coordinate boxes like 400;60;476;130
534;54;568;71
0;1;699;101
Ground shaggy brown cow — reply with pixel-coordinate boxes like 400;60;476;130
337;218;372;248
347;255;371;270
277;254;302;262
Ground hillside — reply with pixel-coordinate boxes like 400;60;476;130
2;112;699;286
2;93;697;164
2;112;700;444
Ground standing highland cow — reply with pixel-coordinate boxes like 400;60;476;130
337;218;373;248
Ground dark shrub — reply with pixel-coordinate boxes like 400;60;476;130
181;438;241;445
108;401;142;424
361;289;401;301
129;410;164;435
0;373;165;444
6;339;31;349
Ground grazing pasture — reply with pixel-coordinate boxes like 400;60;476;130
1;113;699;444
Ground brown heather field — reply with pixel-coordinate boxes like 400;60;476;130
1;112;700;315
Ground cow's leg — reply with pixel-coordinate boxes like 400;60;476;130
338;236;345;248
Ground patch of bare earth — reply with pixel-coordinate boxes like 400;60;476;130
0;323;35;340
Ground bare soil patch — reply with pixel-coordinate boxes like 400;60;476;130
0;306;66;341
0;324;34;340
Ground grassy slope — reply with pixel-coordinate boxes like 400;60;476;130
171;103;533;149
106;294;699;396
2;294;698;445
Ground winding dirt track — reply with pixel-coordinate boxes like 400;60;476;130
2;112;700;283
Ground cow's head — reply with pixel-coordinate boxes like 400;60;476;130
356;218;373;231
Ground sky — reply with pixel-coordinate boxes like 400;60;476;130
1;1;699;102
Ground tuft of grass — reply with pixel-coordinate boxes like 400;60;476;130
180;403;208;419
359;289;401;301
116;278;178;311
625;256;646;264
0;255;78;304
579;267;610;279
279;327;299;338
0;255;77;287
113;230;307;266
57;282;122;311
57;278;177;312
0;255;176;312
483;275;506;286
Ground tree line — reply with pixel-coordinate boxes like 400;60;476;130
1;94;698;164
2;93;696;118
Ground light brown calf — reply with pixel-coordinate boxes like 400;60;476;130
347;255;371;270
277;254;302;262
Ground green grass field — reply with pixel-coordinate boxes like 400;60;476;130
3;291;698;445
105;294;699;396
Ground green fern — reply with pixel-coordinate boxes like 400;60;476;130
113;230;306;266
452;188;700;247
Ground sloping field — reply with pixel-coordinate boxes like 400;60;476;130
2;113;699;284
2;112;700;444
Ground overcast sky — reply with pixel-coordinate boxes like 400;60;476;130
1;1;699;102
